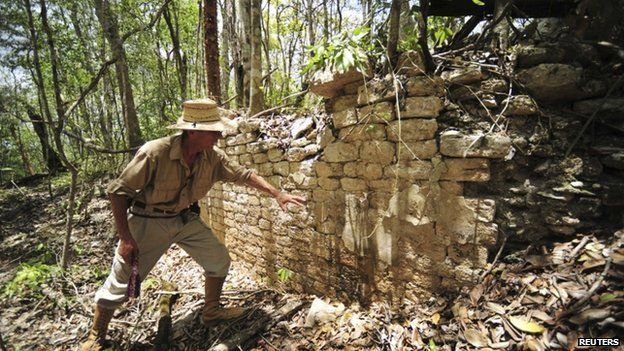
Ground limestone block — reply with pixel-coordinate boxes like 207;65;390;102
503;95;538;115
440;158;490;182
396;50;426;76
287;172;317;189
338;124;386;142
440;131;511;158
274;161;290;176
405;76;444;96
464;198;496;222
247;141;269;154
291;116;314;139
384;161;433;181
387;119;437;141
362;163;383;180
239;154;253;166
341;193;370;255
239;118;262;134
372;218;397;265
343;80;363;94
313;189;334;201
286;144;320;162
318;177;340;190
332;108;358;128
326;94;358;113
454;264;480;285
441;67;485;85
324;142;359;162
318;128;336;148
343;162;358;177
310;68;369;98
574;98;624;116
402;97;443;118
267;148;284;162
314;162;343;177
253;153;268;164
226;132;257;146
397;140;437;161
360;141;395;166
369;179;395;191
440;181;463;195
515;44;566;67
480;78;508;93
290;159;315;175
225;145;247;155
341;178;367;191
256;162;273;176
357;78;395;105
291;137;312;148
517;64;592;101
357;102;395;124
436;195;498;246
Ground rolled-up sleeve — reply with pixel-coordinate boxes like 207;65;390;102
214;149;254;184
106;148;155;199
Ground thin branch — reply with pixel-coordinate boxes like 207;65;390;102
63;130;139;154
65;58;117;118
121;0;173;43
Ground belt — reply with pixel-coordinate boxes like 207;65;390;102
131;202;181;218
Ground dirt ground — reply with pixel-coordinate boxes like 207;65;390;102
1;177;622;350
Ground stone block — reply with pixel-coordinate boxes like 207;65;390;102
247;141;269;154
226;132;257;146
574;98;624;116
439;131;511;158
314;162;343;177
238;118;262;133
338;124;386;142
436;194;498;246
253;153;268;164
440;158;490;182
256;163;273;176
318;128;336;148
341;193;370;255
310;68;369;98
225;145;247;155
362;163;383;180
480;78;508;93
332;108;358;128
405;76;444;96
291;137;312;148
267;148;284;162
360;141;396;166
396;50;426;76
517;64;593;101
397;140;437;161
503;95;538;115
274;161;289;176
341;178;367;191
402;97;443;118
515;44;566;67
239;154;253;166
357;78;395;105
464;198;496;222
291;117;314;139
369;179;396;191
343;162;358;177
286;144;320;162
384;161;433;181
324;142;359;162
441;67;485;85
326;94;358;113
318;177;340;190
387;119;437;141
357;101;395;124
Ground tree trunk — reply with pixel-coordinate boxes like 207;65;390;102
25;107;64;172
40;0;79;270
9;125;35;176
203;0;221;103
94;0;144;148
248;0;264;115
164;4;188;101
237;0;251;107
417;0;435;74
387;0;401;69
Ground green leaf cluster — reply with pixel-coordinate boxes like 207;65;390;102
277;267;293;282
302;26;371;75
2;262;59;298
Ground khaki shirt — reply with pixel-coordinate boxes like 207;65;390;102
107;134;253;212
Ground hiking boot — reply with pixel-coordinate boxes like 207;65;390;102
202;276;246;325
80;305;115;351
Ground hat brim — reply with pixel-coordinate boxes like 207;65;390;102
167;108;237;132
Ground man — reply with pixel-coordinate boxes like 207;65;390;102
81;98;306;350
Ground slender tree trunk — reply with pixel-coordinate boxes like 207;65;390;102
387;0;401;68
219;0;231;106
417;0;435;74
248;0;264;115
25;107;64;171
336;0;342;32
203;0;221;103
94;0;144;148
164;4;188;101
322;0;329;41
9;125;35;176
237;0;251;107
40;0;79;270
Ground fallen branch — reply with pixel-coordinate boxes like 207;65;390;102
560;257;612;318
568;236;590;262
250;104;290;119
209;300;305;351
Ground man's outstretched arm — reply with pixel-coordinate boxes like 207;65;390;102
244;173;307;210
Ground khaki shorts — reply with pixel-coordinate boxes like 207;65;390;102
95;210;230;309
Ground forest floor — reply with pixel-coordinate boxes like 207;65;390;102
0;175;622;351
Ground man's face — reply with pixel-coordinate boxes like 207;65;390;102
187;130;222;150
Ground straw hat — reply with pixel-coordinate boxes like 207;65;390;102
168;98;237;132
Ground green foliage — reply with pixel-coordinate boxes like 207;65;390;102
3;262;59;298
276;267;293;283
471;0;486;6
302;26;371;75
429;339;438;351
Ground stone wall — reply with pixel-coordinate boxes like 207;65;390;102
201;39;623;303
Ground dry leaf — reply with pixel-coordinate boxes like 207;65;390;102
470;284;484;306
485;302;506;315
431;313;440;325
464;328;490;348
508;315;545;334
568;308;610;325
